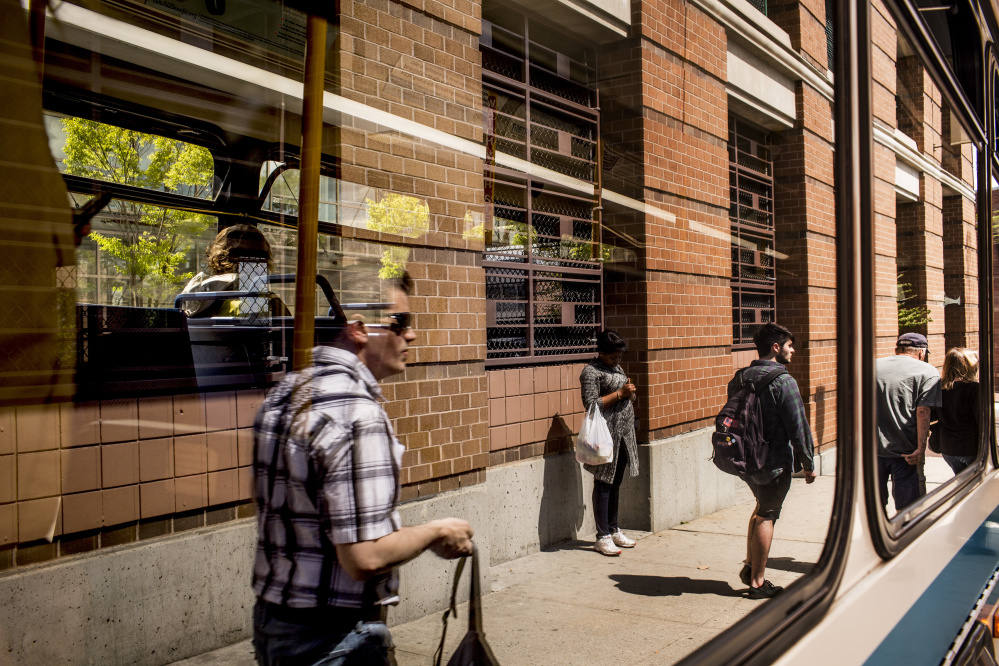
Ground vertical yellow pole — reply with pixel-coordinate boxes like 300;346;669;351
292;14;327;371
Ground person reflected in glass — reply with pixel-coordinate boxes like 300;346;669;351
933;348;979;475
875;332;942;512
580;330;638;556
180;224;289;318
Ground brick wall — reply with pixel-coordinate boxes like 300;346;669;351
0;392;263;567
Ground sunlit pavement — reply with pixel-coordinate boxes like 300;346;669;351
175;472;845;665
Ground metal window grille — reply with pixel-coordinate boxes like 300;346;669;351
481;12;602;366
729;116;776;349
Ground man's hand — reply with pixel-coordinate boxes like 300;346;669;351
902;445;924;465
804;469;817;484
428;518;474;559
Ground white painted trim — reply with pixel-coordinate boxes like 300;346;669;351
727;86;795;129
873;121;977;200
689;0;834;101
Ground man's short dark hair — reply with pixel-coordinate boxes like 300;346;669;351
753;322;794;357
596;330;628;354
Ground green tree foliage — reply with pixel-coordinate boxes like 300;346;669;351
61;118;215;306
897;274;932;330
365;193;430;279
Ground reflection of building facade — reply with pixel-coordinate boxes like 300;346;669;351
0;0;980;660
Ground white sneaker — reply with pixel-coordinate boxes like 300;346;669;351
594;535;622;556
611;530;636;548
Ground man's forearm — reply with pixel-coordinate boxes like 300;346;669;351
336;521;444;581
915;406;931;453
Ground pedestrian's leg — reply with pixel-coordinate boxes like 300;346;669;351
877;456;890;508
592;480;611;537
890;457;920;509
745;510;759;565
607;446;629;533
749;517;774;588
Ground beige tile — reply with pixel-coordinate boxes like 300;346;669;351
101;399;138;444
101;441;139;488
174;434;207;477
62;491;103;534
61;447;101;494
237;467;253;502
138;397;173;440
15;404;60;452
205;392;236;432
102;485;139;527
236;429;254;467
175;474;207;512
60;402;100;448
0;503;15;545
173;394;206;435
0;456;13;504
236;390;265;428
18;497;61;542
140;480;175;519
139;438;174;482
207;430;237;471
208;469;238;505
0;407;15;454
17;451;60;500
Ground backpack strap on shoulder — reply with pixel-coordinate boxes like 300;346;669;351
753;366;787;395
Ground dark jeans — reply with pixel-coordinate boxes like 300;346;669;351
252;599;395;666
878;456;921;511
593;445;629;538
943;454;976;475
744;469;792;522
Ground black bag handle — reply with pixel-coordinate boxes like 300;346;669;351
433;543;483;666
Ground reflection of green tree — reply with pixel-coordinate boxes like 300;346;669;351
365;193;430;279
61;118;214;306
898;273;932;330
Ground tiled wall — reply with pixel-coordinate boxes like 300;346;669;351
486;365;586;465
0;390;264;567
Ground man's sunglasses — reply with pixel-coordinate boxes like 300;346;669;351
369;312;412;336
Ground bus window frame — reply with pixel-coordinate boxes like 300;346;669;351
862;0;995;559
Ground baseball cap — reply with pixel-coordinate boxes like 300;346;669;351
897;332;928;349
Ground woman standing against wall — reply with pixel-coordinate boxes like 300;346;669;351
580;330;640;556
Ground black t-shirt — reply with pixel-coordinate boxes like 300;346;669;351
936;381;979;457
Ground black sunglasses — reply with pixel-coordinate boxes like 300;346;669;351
370;312;412;336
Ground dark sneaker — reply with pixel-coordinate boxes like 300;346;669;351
747;580;783;599
739;564;752;587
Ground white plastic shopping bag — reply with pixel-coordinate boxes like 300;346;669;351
575;402;614;465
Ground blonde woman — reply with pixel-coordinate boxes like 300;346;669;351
934;348;980;474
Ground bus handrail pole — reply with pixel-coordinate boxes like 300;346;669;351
292;14;328;371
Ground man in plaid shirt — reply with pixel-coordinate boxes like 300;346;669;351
252;273;474;665
729;322;816;600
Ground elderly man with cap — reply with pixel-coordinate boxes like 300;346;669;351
876;332;942;511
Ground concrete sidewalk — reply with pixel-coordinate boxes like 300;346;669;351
173;474;836;665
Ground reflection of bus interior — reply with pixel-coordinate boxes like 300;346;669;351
41;40;353;398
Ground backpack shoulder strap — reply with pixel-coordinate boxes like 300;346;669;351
753;366;787;395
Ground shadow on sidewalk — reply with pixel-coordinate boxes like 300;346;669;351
764;556;813;575
609;574;742;598
541;539;595;553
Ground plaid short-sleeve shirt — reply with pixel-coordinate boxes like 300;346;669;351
252;346;404;609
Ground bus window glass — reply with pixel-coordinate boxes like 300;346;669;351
873;25;982;521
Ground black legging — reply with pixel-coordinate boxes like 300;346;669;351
593;444;629;538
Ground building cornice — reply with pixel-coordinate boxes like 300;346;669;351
873;121;977;200
689;0;835;102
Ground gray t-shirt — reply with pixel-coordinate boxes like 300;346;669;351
876;354;942;457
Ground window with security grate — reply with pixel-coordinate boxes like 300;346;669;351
481;8;602;366
729;116;777;349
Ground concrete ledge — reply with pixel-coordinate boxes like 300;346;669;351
1;521;256;666
621;427;740;533
486;453;597;566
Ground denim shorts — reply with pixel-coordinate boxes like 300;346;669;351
744;469;792;521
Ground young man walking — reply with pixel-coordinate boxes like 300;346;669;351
732;322;816;599
251;274;474;665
